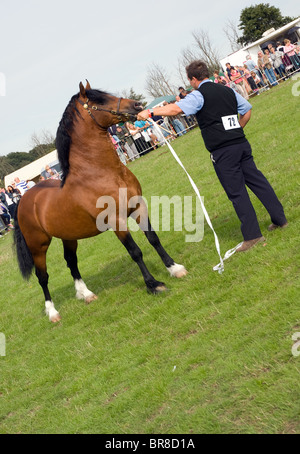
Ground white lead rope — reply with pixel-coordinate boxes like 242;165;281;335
150;120;240;274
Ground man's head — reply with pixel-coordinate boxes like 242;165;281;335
185;60;209;88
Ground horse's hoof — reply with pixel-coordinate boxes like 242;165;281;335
168;263;188;278
85;294;98;304
148;283;168;294
174;268;188;278
155;284;168;293
50;313;61;323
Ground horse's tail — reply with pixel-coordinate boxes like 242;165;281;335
13;202;34;280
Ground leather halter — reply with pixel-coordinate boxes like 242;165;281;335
78;97;136;129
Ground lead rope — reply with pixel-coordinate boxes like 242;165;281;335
149;119;242;274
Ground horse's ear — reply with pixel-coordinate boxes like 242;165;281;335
85;80;91;90
79;82;86;97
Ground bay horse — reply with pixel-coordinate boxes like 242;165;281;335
14;81;187;322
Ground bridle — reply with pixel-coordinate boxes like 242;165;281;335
78;97;137;130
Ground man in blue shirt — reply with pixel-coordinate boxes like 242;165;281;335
137;60;287;251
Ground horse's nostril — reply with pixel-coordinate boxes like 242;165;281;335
134;102;143;111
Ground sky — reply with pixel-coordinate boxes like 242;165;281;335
0;0;297;156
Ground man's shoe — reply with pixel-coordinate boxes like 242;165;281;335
267;222;288;232
236;236;265;253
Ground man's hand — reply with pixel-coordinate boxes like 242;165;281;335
137;110;150;121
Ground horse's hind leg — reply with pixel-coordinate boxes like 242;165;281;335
62;239;97;304
115;229;167;293
33;246;61;323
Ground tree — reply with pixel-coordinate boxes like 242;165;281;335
178;29;222;78
120;88;148;108
0;157;14;186
238;3;296;46
30;129;55;158
145;63;177;98
223;19;243;52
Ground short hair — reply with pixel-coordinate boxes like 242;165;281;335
185;60;209;81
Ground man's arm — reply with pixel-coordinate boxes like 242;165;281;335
137;104;183;122
239;109;251;128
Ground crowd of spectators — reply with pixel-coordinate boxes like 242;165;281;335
108;110;195;164
217;38;300;100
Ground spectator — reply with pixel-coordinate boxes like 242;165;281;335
44;165;59;179
134;119;159;150
257;51;278;87
269;47;287;80
14;177;28;195
171;118;186;136
6;185;18;219
243;65;259;94
126;122;149;156
213;71;227;85
250;71;265;91
26;180;36;189
109;133;127;165
276;41;284;52
178;87;190;99
283;39;300;71
230;68;249;99
151;113;175;140
244;55;257;72
8;183;22;203
225;62;235;80
0;188;8;209
0;201;12;230
113;124;140;161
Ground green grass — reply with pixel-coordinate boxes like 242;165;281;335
0;80;300;434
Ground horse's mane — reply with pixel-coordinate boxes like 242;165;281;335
55;89;111;186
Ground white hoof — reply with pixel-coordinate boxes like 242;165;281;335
45;300;61;323
167;263;188;278
75;279;97;303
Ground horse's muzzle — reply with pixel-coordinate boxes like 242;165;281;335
134;102;143;112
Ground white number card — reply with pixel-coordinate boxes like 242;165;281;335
221;114;240;130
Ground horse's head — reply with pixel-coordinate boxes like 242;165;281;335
78;81;143;129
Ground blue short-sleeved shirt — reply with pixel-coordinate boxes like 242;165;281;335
176;79;252;116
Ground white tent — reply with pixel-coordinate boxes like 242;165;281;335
4;149;59;187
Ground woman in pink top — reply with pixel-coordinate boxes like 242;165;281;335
283;39;300;71
230;68;249;99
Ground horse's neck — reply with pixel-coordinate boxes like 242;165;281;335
69;127;121;171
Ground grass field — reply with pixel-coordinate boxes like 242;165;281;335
0;79;300;434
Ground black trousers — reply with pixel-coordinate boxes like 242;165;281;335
211;140;287;241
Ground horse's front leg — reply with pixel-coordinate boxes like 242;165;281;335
143;218;188;278
62;240;98;304
115;229;167;293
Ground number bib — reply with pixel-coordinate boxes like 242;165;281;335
221;114;240;130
